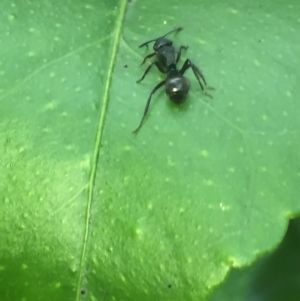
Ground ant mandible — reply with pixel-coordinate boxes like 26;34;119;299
133;27;214;134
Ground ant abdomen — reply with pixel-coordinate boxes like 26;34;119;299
165;76;190;104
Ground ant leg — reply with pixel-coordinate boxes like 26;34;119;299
140;52;156;65
137;61;166;83
133;80;166;134
180;59;213;98
154;61;167;74
180;59;204;89
137;63;155;83
138;27;183;49
176;46;188;63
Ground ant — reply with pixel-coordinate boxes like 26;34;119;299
133;27;214;134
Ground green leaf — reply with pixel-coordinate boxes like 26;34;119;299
1;0;299;301
209;218;300;301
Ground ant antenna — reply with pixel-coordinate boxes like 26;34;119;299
163;27;183;37
139;27;183;48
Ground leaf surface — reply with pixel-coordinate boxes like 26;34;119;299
0;0;300;300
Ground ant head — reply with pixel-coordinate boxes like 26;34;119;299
165;76;190;104
153;38;173;52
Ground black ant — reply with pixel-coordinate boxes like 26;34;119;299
133;27;214;134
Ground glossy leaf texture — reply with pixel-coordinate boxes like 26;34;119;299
209;218;300;301
0;0;299;301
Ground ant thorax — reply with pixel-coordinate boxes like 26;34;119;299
159;46;176;67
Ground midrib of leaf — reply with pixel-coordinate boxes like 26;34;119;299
75;1;127;299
